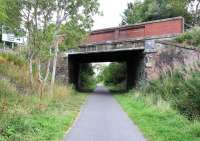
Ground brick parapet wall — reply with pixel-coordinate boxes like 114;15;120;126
87;17;184;44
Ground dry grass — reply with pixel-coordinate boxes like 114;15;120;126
0;52;87;140
0;56;7;64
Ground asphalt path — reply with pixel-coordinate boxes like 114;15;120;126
64;86;147;141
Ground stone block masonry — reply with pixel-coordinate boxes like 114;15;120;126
145;41;200;80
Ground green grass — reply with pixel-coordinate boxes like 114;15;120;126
115;93;200;141
0;80;87;141
107;82;127;92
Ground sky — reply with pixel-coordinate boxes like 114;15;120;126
92;0;133;30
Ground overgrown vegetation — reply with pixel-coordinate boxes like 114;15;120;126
0;80;86;141
143;63;200;119
0;53;87;140
175;26;200;48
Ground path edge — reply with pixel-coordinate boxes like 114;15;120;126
62;94;89;141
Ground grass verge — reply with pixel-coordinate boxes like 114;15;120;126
0;80;87;141
115;92;200;141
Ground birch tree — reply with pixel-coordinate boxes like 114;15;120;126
188;0;200;25
19;0;99;94
49;0;100;93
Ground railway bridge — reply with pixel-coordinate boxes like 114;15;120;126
57;17;199;89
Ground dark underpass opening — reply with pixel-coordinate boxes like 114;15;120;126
68;49;145;91
78;62;127;92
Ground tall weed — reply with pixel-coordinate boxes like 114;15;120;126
144;64;200;119
0;53;25;67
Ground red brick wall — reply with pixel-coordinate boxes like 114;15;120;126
88;31;114;43
86;17;184;44
145;19;183;37
119;27;145;40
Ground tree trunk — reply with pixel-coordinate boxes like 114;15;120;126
44;47;52;84
49;4;63;94
29;55;33;86
50;41;59;94
37;59;43;83
44;59;51;83
195;1;200;25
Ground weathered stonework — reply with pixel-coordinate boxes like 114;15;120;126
145;41;200;80
56;54;69;83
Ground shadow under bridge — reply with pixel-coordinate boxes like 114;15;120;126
67;40;145;90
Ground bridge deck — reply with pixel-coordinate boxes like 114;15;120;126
68;39;145;55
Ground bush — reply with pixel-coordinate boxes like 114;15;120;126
175;27;200;48
145;65;200;119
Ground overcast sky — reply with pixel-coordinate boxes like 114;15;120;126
92;0;133;30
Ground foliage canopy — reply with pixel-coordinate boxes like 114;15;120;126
122;0;192;25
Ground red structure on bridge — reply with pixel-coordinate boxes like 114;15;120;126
87;17;184;44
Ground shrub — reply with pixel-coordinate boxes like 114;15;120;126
175;26;200;48
145;66;200;119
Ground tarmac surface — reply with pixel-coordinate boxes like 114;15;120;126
64;86;147;141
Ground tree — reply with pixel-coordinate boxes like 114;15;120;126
0;0;99;94
49;0;100;93
4;0;22;29
79;63;95;90
0;0;22;34
0;1;7;23
18;0;99;94
188;0;200;25
122;1;144;25
122;0;192;25
99;63;127;86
